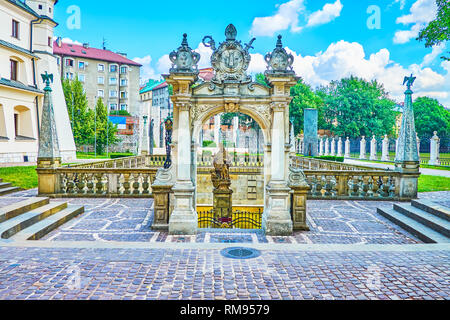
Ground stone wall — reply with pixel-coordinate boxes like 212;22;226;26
196;172;265;206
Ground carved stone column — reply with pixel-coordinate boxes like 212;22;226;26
319;136;324;156
141;116;149;155
381;135;390;161
337;137;343;157
330;137;336;156
370;136;377;160
359;136;367;160
345;137;350;158
429;131;440;166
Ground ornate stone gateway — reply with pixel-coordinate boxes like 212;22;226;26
164;24;298;235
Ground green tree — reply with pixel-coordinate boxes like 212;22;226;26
255;73;270;87
417;0;450;61
62;77;94;148
91;98;120;155
289;78;324;135
318;76;397;139
413;97;450;142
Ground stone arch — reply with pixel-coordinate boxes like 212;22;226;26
192;104;271;147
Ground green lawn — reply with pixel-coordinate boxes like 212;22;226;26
0;166;37;190
418;175;450;193
76;152;134;160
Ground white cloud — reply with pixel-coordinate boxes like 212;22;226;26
306;0;343;27
132;55;159;82
54;36;82;45
393;0;438;44
250;0;305;37
283;40;450;107
421;43;447;67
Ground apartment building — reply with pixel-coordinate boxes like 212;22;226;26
53;39;142;115
0;0;76;163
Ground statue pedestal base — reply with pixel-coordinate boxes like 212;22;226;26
263;181;293;236
290;186;310;231
169;181;197;235
151;185;172;231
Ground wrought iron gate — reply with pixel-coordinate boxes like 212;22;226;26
198;209;262;229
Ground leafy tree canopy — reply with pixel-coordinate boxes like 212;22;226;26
413;96;450;140
417;0;449;61
289;78;324;135
317;76;397;139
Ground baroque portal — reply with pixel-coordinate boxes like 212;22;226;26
164;24;298;235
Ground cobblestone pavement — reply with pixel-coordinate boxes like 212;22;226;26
0;246;448;300
2;191;449;244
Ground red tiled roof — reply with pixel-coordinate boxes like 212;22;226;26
199;67;214;81
53;41;142;66
153;82;168;90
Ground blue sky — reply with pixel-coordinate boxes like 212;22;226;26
53;0;449;107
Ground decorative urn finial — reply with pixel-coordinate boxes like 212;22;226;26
169;33;200;74
265;35;294;75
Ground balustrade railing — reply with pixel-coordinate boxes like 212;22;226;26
291;156;383;171
54;168;158;197
302;170;404;200
70;155;166;169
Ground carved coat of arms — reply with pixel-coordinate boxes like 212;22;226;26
203;24;255;83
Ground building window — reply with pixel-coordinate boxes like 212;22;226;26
12;20;19;39
120;91;127;99
48;37;52;47
109;77;117;85
10;60;18;81
65;59;74;67
120;66;127;74
109;65;118;73
109;90;117;98
120;79;128;86
78;74;85;82
109;103;117;110
38;4;43;9
65;72;74;80
56;57;60;65
121;104;127;111
98;89;104;97
78;61;85;70
98;76;104;84
98;64;105;72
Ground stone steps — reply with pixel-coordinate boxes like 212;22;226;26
411;199;450;222
0;198;50;223
0;202;68;239
0;178;21;195
0;197;84;241
394;203;450;237
10;205;84;241
377;203;450;243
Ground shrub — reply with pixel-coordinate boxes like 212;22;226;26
203;140;217;148
110;153;133;159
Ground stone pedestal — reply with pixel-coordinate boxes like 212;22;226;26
151;167;175;231
152;185;173;230
169;182;198;235
213;188;233;219
290;185;310;231
263;182;293;236
381;135;390;161
345;137;350;158
359;136;366;159
428;131;440;165
370;136;377;160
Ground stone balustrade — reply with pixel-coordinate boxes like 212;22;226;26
70;155;166;169
291;156;381;171
303;170;406;200
47;168;159;197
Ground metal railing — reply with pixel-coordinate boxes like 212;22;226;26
198;209;263;229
